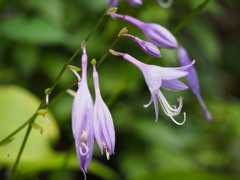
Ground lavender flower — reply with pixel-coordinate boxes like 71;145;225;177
92;61;115;159
107;12;178;48
126;0;143;7
122;34;161;57
72;45;94;174
178;46;212;121
110;49;195;125
105;0;119;8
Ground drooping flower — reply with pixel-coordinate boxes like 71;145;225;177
105;0;119;8
107;12;178;48
72;44;94;174
122;34;161;57
178;46;212;121
92;60;115;159
126;0;143;7
110;49;195;125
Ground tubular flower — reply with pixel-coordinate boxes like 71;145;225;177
72;45;94;174
92;62;115;159
126;0;143;7
122;34;161;57
110;49;195;125
105;0;119;7
178;46;212;121
107;12;178;48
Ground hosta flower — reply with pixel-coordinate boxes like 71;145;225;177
126;0;143;7
105;0;119;7
92;61;115;159
122;34;161;57
178;46;212;121
110;49;195;125
72;45;94;174
107;12;178;48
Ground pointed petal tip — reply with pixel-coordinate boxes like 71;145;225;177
206;112;213;122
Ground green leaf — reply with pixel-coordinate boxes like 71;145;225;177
0;85;59;167
0;16;68;44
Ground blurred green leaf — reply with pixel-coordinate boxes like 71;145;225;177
0;85;59;168
130;170;239;180
0;16;68;44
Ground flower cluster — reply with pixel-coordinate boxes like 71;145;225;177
107;10;212;122
70;0;212;176
71;45;115;175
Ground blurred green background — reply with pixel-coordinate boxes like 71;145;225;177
0;0;240;179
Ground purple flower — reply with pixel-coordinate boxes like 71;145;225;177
72;45;94;174
178;46;212;121
126;0;143;7
122;34;161;57
105;0;119;7
107;12;178;48
110;50;195;125
92;62;115;159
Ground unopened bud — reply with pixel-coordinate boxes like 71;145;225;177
107;7;118;13
91;59;97;65
118;27;128;37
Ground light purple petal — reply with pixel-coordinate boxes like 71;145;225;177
107;13;177;48
162;79;189;91
72;45;94;174
122;34;161;57
93;64;115;157
126;0;143;7
105;0;119;7
178;46;212;121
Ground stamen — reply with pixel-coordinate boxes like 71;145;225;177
106;151;110;160
103;142;110;160
79;142;89;156
158;91;183;115
168;112;186;126
81;130;87;142
157;91;186;125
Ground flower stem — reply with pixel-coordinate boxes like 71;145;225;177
9;123;33;180
172;0;212;34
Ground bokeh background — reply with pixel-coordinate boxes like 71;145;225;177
0;0;240;179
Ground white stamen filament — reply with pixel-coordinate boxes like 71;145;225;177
44;115;51;125
79;142;89;156
46;94;49;105
106;151;110;160
103;142;110;160
157;91;186;125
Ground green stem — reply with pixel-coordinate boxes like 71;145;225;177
0;114;37;146
9;124;33;180
172;0;212;34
